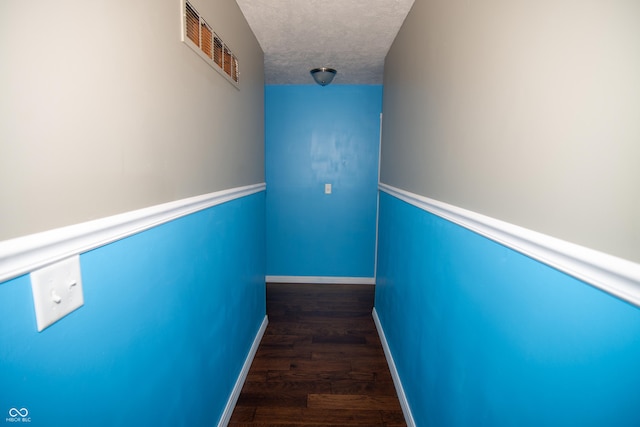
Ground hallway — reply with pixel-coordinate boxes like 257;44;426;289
229;283;406;426
2;1;640;426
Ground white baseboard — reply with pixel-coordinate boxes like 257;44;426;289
265;275;375;285
372;308;416;427
217;315;268;427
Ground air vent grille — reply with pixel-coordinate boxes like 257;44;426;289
185;3;199;46
214;36;223;67
201;22;213;59
182;1;239;87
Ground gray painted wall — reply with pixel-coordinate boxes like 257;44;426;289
381;0;640;262
0;0;264;240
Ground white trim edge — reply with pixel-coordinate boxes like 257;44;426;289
379;183;640;307
0;183;266;283
265;275;375;285
372;308;416;427
218;315;268;427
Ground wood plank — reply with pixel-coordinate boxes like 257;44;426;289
251;407;384;426
289;359;353;373
330;379;398;396
249;357;292;371
307;394;403;411
240;380;332;395
236;392;308;408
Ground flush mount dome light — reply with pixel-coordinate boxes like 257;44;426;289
310;67;337;86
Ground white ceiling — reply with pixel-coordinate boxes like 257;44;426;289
235;0;415;85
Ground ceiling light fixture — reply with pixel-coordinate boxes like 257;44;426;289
310;67;337;86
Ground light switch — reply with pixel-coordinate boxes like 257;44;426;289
325;183;332;194
30;255;84;331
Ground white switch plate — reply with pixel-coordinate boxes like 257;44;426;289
325;183;332;194
30;255;84;332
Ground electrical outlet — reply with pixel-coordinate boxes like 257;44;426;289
325;183;332;194
30;255;84;332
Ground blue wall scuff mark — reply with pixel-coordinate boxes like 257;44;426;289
0;192;265;427
265;85;382;278
375;191;640;427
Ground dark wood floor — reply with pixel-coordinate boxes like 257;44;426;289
229;283;407;427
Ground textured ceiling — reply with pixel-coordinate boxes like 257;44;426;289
235;0;414;85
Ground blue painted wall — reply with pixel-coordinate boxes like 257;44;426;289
375;192;640;427
265;85;382;278
0;193;265;427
